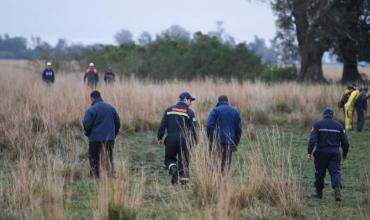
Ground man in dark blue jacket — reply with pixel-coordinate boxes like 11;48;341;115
157;92;197;184
207;95;242;173
42;62;55;84
83;90;121;177
308;107;349;201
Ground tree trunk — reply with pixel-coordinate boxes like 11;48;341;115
339;39;363;83
297;40;327;83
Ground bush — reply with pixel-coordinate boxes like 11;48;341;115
260;65;298;82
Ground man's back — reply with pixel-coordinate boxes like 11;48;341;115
83;99;120;142
309;117;349;155
42;68;54;82
207;101;242;146
158;101;196;141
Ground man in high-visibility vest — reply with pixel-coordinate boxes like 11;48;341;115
344;84;359;130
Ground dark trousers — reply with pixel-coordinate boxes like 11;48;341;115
87;79;98;89
89;141;114;177
210;144;235;173
164;136;190;179
356;107;365;132
314;150;341;191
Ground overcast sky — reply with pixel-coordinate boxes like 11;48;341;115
1;0;276;46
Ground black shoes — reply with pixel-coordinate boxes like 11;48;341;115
169;166;178;185
334;187;341;201
171;172;178;185
311;190;323;199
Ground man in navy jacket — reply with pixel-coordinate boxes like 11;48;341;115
207;95;242;173
308;107;349;201
42;62;55;84
157;92;197;184
83;90;120;177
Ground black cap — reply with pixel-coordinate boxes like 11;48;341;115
179;92;196;101
323;107;334;116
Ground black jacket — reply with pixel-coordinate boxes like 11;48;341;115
308;117;349;157
42;68;55;83
157;101;197;143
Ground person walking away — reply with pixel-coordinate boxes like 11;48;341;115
355;85;369;132
206;95;242;174
344;84;359;130
42;61;55;84
308;107;349;201
84;63;99;88
83;90;121;177
157;92;197;185
104;67;116;84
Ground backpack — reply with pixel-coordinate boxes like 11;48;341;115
338;92;351;108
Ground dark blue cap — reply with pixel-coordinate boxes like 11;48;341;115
179;92;196;101
323;107;334;116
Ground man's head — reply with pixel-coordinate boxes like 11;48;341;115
218;95;228;103
179;92;196;106
46;62;52;67
89;62;95;67
323;107;334;118
347;84;355;90
90;90;102;102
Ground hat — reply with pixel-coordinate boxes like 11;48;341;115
89;62;95;67
179;92;196;101
323;107;334;116
46;62;52;66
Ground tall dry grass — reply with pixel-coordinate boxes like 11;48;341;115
95;162;145;220
0;61;344;154
0;61;348;219
187;128;302;219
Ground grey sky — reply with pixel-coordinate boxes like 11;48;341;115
1;0;276;45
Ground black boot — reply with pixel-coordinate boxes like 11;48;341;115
311;189;322;199
334;187;341;201
169;165;178;185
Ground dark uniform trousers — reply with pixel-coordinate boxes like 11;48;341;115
89;141;114;177
314;149;341;191
164;135;190;179
356;107;365;132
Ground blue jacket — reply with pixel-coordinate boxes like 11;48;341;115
207;101;242;146
42;68;55;83
83;99;120;142
308;116;349;157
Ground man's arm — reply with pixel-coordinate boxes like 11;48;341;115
82;109;95;136
206;108;217;142
51;70;55;83
157;109;168;142
188;109;198;143
235;111;242;146
83;73;87;82
307;124;318;159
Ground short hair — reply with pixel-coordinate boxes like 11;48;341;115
90;90;101;99
218;95;228;102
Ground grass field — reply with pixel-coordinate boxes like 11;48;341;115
0;61;369;219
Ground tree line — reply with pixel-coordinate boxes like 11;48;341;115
0;25;298;82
